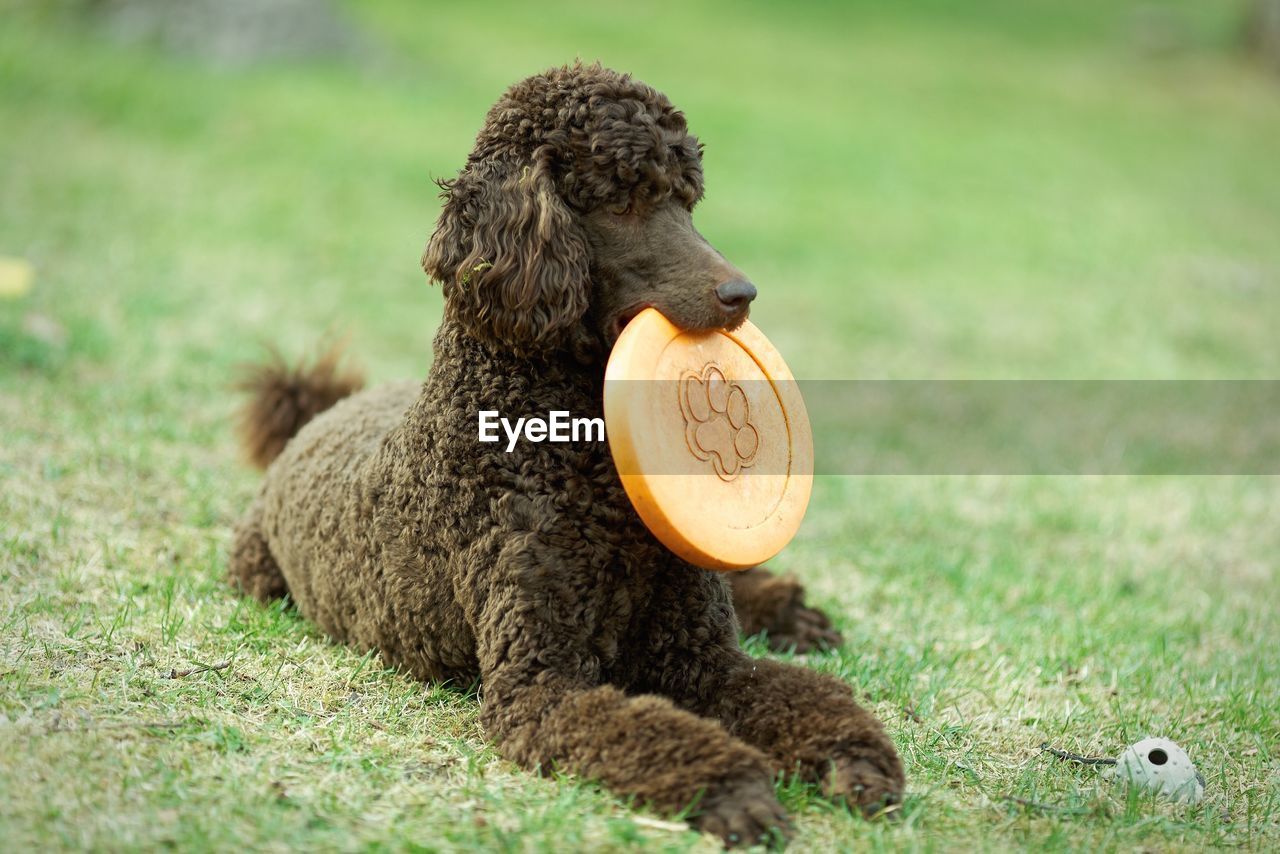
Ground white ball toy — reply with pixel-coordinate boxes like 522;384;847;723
1108;737;1205;804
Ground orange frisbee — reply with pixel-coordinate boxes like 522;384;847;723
604;309;813;570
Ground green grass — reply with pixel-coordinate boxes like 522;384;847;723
2;0;1279;850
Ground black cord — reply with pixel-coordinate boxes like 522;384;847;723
1040;742;1117;766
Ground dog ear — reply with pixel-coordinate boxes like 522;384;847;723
423;150;590;353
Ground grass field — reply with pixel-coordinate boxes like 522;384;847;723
2;1;1279;850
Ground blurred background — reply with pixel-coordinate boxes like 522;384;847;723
2;2;1279;850
3;0;1279;387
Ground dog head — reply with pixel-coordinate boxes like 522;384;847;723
423;62;754;358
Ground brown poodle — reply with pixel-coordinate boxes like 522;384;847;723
230;62;904;847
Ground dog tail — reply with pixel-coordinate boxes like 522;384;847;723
236;344;364;470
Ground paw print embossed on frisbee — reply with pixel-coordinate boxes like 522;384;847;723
679;363;761;482
604;309;813;570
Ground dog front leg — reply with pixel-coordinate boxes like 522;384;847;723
638;571;905;815
717;657;904;814
476;624;788;845
663;653;905;816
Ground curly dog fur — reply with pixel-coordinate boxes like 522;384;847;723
230;63;903;846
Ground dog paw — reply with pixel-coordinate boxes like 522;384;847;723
823;744;906;817
757;576;842;653
692;777;791;849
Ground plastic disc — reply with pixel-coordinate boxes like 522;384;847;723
604;309;813;570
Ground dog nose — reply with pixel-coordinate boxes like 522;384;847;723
715;279;757;313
